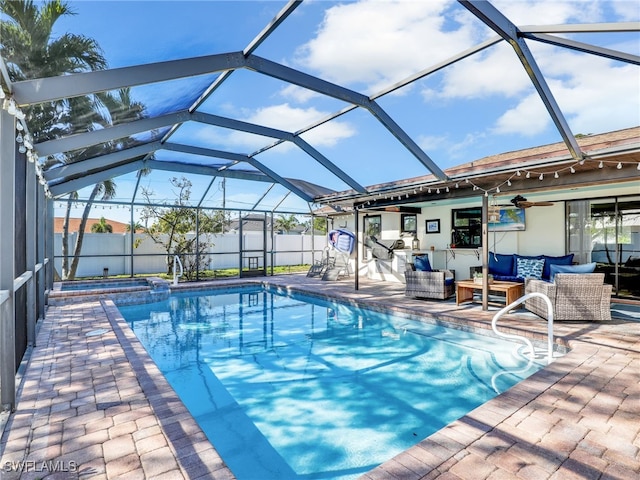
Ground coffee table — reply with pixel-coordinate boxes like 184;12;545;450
456;280;524;307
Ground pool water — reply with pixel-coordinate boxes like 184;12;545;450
118;285;546;480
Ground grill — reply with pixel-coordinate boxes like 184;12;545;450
367;237;405;259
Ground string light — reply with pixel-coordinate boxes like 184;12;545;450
342;159;637;208
6;99;16;115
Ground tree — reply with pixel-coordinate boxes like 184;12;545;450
126;221;144;233
140;177;221;280
303;217;327;235
90;217;113;233
61;88;147;279
0;0;107;140
0;0;122;280
275;214;299;234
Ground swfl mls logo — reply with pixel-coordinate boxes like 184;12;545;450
2;460;78;474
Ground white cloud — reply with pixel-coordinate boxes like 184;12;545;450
447;131;488;159
417;133;449;152
295;0;475;92
435;43;532;100
491;46;640;137
610;0;640;21
493;93;549;136
279;84;321;103
493;0;605;25
191;103;356;151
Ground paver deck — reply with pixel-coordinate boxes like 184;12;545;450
1;274;638;479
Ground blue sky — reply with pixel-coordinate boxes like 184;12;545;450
47;0;639;218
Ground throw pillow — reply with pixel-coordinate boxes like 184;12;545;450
512;254;544;276
542;253;575;280
549;262;596;282
414;255;432;272
489;252;514;276
516;257;545;279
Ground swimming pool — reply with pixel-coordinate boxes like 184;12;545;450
118;285;547;480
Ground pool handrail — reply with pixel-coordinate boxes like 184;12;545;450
491;292;554;365
173;255;183;285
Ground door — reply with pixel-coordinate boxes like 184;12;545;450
239;214;267;278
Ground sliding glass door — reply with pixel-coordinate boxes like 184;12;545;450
567;196;640;299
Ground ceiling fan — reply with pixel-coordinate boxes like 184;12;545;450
509;194;554;209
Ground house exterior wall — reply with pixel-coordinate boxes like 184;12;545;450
347;183;639;281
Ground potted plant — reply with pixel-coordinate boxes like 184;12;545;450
473;271;494;285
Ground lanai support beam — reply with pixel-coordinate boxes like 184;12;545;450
0;109;16;412
459;0;584;162
162;143;314;202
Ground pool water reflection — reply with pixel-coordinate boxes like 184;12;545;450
118;285;545;480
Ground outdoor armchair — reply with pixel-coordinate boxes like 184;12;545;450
524;273;612;321
404;264;455;300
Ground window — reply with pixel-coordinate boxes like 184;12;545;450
451;207;481;247
364;215;381;238
401;214;417;234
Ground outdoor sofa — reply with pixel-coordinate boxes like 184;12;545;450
484;252;575;283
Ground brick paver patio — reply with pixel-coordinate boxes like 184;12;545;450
1;275;638;479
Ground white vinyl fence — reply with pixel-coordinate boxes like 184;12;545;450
54;232;328;278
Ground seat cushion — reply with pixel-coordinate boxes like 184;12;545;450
549;262;596;282
493;274;523;283
414;255;432;272
489;252;514;276
542;253;574;280
516;257;545;279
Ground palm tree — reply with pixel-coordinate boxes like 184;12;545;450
1;0;109;279
1;2;150;279
275;214;299;234
91;217;113;233
0;0;107;140
63;88;146;279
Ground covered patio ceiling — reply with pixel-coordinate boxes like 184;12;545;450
2;0;639;214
